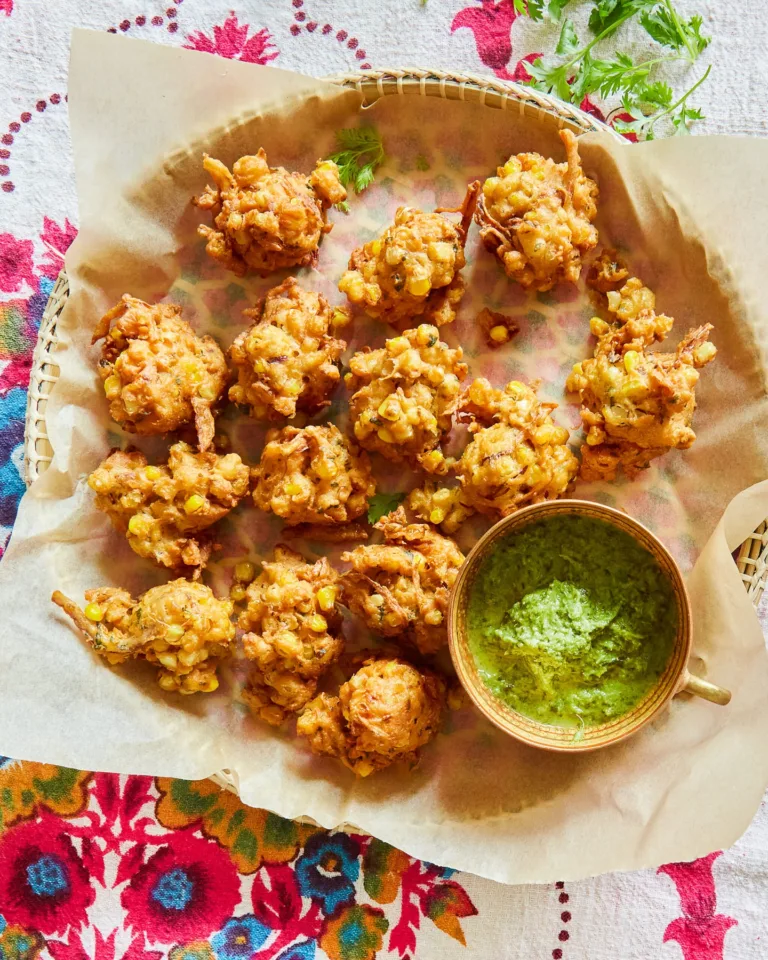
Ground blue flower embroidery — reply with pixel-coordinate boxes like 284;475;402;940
295;832;360;915
211;915;270;958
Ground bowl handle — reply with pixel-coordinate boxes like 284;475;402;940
680;670;732;706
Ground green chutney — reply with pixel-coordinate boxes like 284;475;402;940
467;515;678;728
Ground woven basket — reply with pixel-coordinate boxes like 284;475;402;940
20;69;768;792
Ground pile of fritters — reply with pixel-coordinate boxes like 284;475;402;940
52;135;721;780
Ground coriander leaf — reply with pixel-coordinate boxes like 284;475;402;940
634;80;674;107
368;493;406;525
589;0;653;35
590;53;649;98
514;0;544;18
526;57;572;101
328;125;386;196
640;4;710;57
556;18;580;56
547;0;573;20
335;200;350;214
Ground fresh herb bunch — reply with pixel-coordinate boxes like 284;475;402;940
328;126;387;211
519;0;711;139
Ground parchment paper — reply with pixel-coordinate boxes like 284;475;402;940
1;29;768;884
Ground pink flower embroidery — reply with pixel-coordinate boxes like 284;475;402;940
659;852;738;960
579;95;606;123
40;216;77;280
0;0;13;16
121;830;240;943
0;814;96;936
452;1;518;79
512;53;542;82
184;13;278;64
0;233;35;294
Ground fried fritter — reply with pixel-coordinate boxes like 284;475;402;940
566;274;717;481
93;297;228;452
338;183;479;327
341;506;464;654
476;129;598;291
88;442;249;573
239;546;343;725
296;657;446;776
193;150;346;276
406;480;475;534
52;580;235;694
455;378;578;517
345;324;467;473
228;278;349;420
587;248;630;294
252;424;375;529
476;307;520;349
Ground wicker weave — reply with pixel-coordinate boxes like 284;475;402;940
18;69;768;794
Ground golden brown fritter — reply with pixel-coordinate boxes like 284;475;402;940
52;580;235;694
476;129;598;291
455;378;578;517
228;278;350;420
341;506;464;654
239;546;343;726
93;296;228;452
406;480;475;534
338;184;479;327
88;442;249;573
296;657;446;776
587;248;630;294
566;275;717;481
193;149;346;276
345;324;467;474
252;424;375;529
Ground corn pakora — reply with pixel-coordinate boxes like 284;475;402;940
193;149;346;276
406;480;475;534
93;296;228;452
88;442;250;573
239;546;343;725
341;506;464;654
252;424;375;529
566;273;717;481
296;657;446;776
476;129;598;291
345;324;467;473
229;278;349;420
338;183;480;327
456;378;578;517
52;580;235;694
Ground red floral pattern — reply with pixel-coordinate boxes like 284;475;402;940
184;14;278;64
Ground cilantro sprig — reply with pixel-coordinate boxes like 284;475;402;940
328;126;386;211
367;492;406;525
521;0;711;139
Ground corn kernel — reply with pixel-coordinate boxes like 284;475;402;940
84;602;103;622
184;494;206;515
200;675;219;693
355;760;375;778
606;291;621;312
424;609;443;626
230;584;247;602
377;400;400;422
387;336;409;354
198;383;217;400
128;514;151;537
489;325;509;343
317;585;337;612
275;632;301;658
253;359;268;375
694;342;717;366
178;649;198;668
377;426;395;444
590;317;610;337
370;239;382;256
331;308;350;328
144;465;162;481
416;324;435;346
166;624;185;642
285;482;303;496
623;350;640;372
533;424;555;445
407;276;431;297
421;450;444;472
314;459;338;480
182;361;203;383
158;673;177;692
103;375;122;399
157;652;178;671
308;614;327;633
429;508;446;525
234;561;256;583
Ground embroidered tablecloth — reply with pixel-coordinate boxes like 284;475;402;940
2;2;768;958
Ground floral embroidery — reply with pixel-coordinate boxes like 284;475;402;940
184;14;279;64
155;778;317;873
0;760;91;832
451;1;518;79
319;904;388;960
210;915;270;958
0;233;35;294
0;0;13;17
121;830;240;943
0;916;45;959
0;815;95;936
296;833;361;915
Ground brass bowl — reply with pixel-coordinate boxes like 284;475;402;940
447;499;731;753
